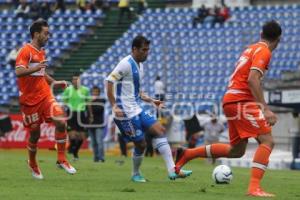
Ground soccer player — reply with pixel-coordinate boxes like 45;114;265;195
174;20;281;197
106;35;192;182
15;19;76;179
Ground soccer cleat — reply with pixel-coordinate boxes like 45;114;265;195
168;169;193;180
247;187;275;197
56;160;77;174
131;174;146;183
27;160;44;180
174;147;186;174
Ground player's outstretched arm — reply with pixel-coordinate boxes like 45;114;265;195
44;73;68;89
15;63;46;77
140;91;163;108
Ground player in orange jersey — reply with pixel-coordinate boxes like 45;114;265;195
174;20;281;197
15;19;76;179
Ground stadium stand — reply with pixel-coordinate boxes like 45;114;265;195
0;8;104;105
82;4;300;110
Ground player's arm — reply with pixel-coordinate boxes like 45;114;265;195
106;81;124;118
140;91;163;108
248;50;277;125
44;72;68;89
105;63;129;118
15;64;47;77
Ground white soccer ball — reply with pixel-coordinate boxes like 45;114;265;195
212;165;233;184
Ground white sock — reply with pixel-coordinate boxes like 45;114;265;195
152;137;175;173
132;149;143;176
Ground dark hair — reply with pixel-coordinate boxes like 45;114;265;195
132;35;150;50
92;86;100;91
156;76;160;80
30;19;48;39
72;72;81;77
261;20;282;41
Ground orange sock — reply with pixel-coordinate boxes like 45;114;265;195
177;143;231;167
27;142;37;166
248;144;272;192
55;131;67;162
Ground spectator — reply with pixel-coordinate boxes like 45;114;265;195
154;76;165;101
118;0;131;24
55;0;66;12
203;115;225;164
192;4;209;27
14;0;30;18
28;0;40;20
77;0;87;12
214;4;230;24
62;73;90;161
39;2;52;20
137;0;147;15
7;46;19;68
183;114;204;148
88;86;106;162
86;0;97;13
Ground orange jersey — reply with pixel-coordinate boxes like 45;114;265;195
223;42;272;105
15;43;51;106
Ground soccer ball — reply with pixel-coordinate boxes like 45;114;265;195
212;165;233;184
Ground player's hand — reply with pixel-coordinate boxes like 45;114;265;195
263;109;277;126
54;80;68;89
35;63;47;71
152;99;164;108
113;105;125;118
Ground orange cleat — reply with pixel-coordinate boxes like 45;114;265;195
174;147;186;174
247;187;275;198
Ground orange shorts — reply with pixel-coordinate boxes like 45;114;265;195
223;102;271;145
20;96;64;130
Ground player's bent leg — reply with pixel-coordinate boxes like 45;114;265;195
247;133;275;197
175;140;247;174
131;141;146;183
52;117;77;175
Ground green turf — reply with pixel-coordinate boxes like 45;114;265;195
0;149;299;200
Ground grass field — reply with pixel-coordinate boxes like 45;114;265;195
0;149;299;200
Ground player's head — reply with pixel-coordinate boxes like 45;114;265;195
30;19;49;47
92;86;100;96
261;20;282;51
72;72;80;88
131;35;150;62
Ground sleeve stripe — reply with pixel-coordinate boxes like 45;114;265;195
15;65;27;69
250;67;264;76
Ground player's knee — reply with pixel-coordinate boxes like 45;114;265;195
229;147;246;158
262;139;275;149
29;130;40;143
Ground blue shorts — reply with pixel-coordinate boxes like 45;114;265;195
114;110;156;142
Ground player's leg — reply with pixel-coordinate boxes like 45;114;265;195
44;98;76;174
27;127;44;179
147;120;192;179
131;139;147;182
175;103;247;172
21;103;44;179
247;133;275;197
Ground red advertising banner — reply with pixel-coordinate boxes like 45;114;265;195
0;114;56;149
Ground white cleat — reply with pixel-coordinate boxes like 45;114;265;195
56;160;77;174
28;160;44;180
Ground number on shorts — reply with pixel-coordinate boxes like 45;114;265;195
23;113;39;125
